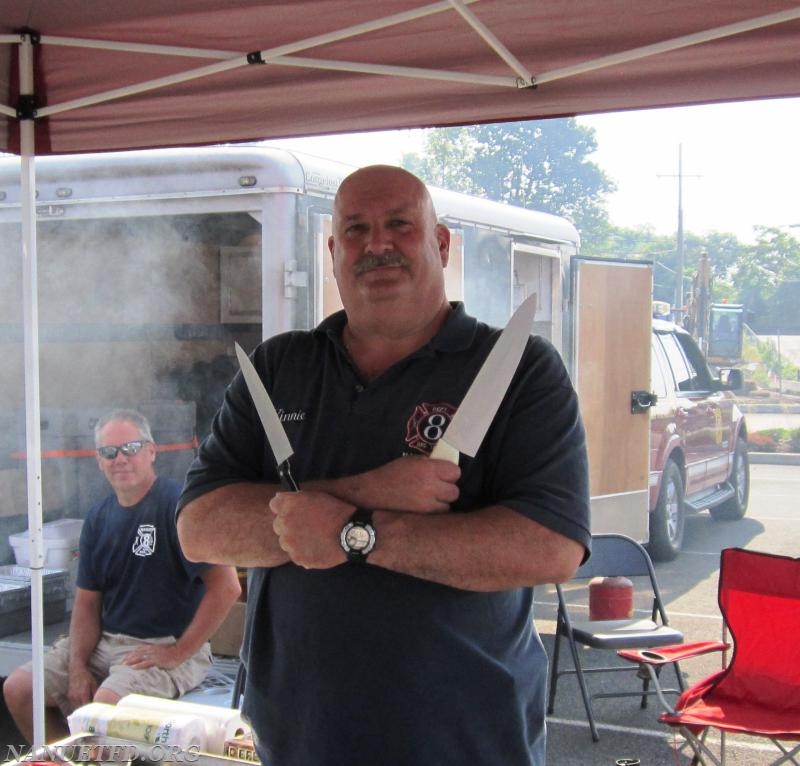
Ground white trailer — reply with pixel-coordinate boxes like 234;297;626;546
0;145;652;559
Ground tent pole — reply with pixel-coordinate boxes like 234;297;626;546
18;31;47;749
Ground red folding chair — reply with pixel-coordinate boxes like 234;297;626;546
619;548;800;766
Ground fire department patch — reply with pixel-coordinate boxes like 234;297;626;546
132;524;156;557
406;402;457;454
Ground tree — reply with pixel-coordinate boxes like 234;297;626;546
702;231;746;285
402;122;800;336
402;119;615;243
733;227;800;333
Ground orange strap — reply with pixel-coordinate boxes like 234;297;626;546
10;438;199;460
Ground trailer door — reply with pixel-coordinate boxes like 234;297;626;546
571;257;654;543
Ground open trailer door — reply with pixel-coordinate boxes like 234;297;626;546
571;257;654;543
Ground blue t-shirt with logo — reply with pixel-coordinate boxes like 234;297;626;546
78;476;208;638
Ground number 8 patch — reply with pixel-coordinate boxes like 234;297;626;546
405;402;457;454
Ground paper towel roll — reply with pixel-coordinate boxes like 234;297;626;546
67;702;207;751
118;694;248;753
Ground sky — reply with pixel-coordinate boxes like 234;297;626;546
266;96;800;245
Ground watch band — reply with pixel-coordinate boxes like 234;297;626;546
352;507;373;525
340;508;376;563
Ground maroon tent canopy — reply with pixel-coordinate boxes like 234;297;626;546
2;0;800;155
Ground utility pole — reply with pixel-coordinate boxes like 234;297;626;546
658;144;701;325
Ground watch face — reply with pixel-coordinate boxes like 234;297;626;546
340;518;376;558
345;524;371;551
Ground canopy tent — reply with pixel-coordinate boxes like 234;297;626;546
1;0;800;747
2;1;800;154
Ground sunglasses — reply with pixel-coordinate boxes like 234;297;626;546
96;440;150;460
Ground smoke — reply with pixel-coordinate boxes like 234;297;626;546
8;213;262;410
0;206;261;526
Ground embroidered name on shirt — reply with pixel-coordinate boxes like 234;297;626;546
278;409;306;422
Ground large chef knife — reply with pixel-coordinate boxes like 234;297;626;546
234;342;299;491
430;293;537;464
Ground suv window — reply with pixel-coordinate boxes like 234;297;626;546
675;333;715;390
651;336;672;399
656;332;696;391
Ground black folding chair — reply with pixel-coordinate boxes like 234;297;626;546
547;533;685;741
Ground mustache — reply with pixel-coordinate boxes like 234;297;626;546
353;252;409;275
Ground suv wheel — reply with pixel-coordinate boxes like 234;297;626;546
710;438;750;521
648;460;685;561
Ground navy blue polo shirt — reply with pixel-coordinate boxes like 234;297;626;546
179;302;590;766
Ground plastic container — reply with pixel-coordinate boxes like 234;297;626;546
0;580;31;636
0;565;68;624
9;518;83;608
9;518;83;570
589;576;634;620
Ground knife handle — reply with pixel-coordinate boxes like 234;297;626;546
278;461;299;492
430;439;460;464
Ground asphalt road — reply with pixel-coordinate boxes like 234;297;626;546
538;462;800;765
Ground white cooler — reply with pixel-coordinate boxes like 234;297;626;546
9;518;83;609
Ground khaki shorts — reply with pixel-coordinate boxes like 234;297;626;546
21;632;212;717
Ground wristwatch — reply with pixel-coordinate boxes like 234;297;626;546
339;508;376;563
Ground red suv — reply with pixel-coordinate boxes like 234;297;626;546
648;319;750;561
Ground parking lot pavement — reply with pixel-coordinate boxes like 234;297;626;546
538;462;799;765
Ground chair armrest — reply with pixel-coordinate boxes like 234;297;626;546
617;641;730;716
618;640;729;666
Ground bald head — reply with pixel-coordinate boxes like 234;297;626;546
333;165;438;228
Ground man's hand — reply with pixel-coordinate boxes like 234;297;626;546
270;490;352;569
67;664;98;712
122;642;183;670
351;456;461;513
271;458;460;569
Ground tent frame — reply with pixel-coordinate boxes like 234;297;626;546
5;7;800;124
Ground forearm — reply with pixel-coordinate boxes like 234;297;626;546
68;594;102;669
306;456;460;513
307;472;389;510
369;505;585;592
173;567;242;662
176;477;389;568
178;483;288;567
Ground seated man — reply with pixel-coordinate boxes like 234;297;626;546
3;409;241;743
